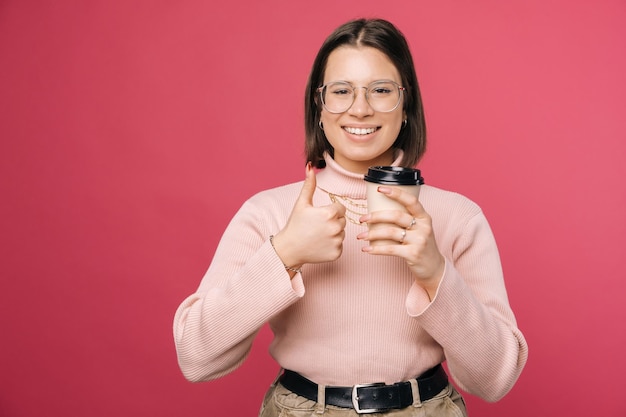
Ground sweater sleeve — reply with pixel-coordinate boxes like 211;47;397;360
173;198;304;382
405;210;528;402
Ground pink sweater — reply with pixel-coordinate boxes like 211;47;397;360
173;154;528;402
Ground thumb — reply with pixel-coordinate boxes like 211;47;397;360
295;162;316;207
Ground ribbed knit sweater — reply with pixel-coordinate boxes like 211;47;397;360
173;153;528;402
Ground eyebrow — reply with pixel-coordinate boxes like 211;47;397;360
322;79;399;86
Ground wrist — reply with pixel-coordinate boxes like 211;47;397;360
269;235;303;274
421;257;445;301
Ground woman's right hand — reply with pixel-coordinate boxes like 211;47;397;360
270;163;346;272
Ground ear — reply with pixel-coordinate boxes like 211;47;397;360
313;87;322;107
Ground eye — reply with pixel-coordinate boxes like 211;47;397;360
372;87;392;94
369;82;395;95
329;86;353;95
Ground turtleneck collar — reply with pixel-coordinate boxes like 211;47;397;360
315;150;405;200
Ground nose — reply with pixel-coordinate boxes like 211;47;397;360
347;87;374;117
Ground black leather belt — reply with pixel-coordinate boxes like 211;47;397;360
278;364;448;414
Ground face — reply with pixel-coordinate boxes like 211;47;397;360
320;46;405;174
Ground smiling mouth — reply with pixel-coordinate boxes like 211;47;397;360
343;126;379;135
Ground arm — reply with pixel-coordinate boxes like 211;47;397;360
173;165;346;382
407;211;528;402
173;199;305;382
358;186;527;401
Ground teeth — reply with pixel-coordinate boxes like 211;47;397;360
344;127;376;135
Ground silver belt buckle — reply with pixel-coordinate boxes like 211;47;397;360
351;382;385;414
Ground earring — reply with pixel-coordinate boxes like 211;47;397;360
402;119;407;128
319;121;324;131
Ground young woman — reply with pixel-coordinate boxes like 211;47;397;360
174;18;528;416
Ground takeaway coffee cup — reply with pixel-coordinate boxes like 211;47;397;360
364;166;424;245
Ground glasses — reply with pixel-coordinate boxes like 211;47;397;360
317;80;405;113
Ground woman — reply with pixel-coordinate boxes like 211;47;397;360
173;18;528;416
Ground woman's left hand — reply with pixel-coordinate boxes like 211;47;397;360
357;185;445;298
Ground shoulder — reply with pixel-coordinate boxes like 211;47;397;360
223;181;305;235
235;180;305;220
419;184;483;222
420;185;497;254
246;181;304;205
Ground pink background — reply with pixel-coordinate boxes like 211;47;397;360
1;1;625;416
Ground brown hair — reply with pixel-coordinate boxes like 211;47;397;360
304;18;426;169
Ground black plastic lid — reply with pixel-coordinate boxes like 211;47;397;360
364;166;424;185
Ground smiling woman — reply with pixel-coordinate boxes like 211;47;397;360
173;18;527;417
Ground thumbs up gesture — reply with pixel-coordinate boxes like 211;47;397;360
270;163;347;270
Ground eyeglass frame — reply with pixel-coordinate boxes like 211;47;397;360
316;80;406;114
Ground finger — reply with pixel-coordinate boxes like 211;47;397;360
360;209;410;226
364;228;407;245
331;201;347;217
295;162;317;208
338;215;347;229
376;186;425;217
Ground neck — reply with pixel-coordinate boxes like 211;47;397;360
333;150;397;175
314;150;406;200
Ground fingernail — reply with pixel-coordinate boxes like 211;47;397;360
377;186;391;194
359;214;371;223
